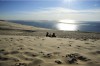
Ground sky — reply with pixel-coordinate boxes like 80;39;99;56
0;0;100;21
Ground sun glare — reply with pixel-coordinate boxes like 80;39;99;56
58;19;76;24
56;23;77;31
62;0;76;7
57;19;77;31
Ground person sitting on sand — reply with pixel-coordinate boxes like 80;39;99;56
48;33;52;37
46;32;49;37
52;33;56;37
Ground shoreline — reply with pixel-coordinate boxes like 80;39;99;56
7;20;100;33
0;21;100;40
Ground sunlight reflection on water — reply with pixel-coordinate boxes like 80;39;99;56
56;23;78;31
56;19;78;31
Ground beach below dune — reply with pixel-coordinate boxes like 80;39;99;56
0;21;100;66
0;21;100;40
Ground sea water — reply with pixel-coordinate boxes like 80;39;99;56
9;20;100;32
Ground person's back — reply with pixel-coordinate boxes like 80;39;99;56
52;33;56;37
46;32;49;37
49;33;52;37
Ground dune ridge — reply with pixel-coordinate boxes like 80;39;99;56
0;21;100;66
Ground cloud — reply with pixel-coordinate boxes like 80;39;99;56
17;7;100;21
1;7;100;21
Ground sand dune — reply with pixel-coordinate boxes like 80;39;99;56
0;21;100;66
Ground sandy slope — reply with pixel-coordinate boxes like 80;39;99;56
0;21;100;66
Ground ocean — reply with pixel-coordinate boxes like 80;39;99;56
8;20;100;32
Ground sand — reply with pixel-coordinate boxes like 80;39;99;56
0;21;100;66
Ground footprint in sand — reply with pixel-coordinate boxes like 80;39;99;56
43;53;53;58
65;53;91;64
0;49;10;55
55;60;62;64
24;52;38;57
90;50;100;55
28;58;44;66
15;63;27;66
0;56;9;61
10;51;19;54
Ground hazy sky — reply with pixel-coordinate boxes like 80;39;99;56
0;0;100;21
